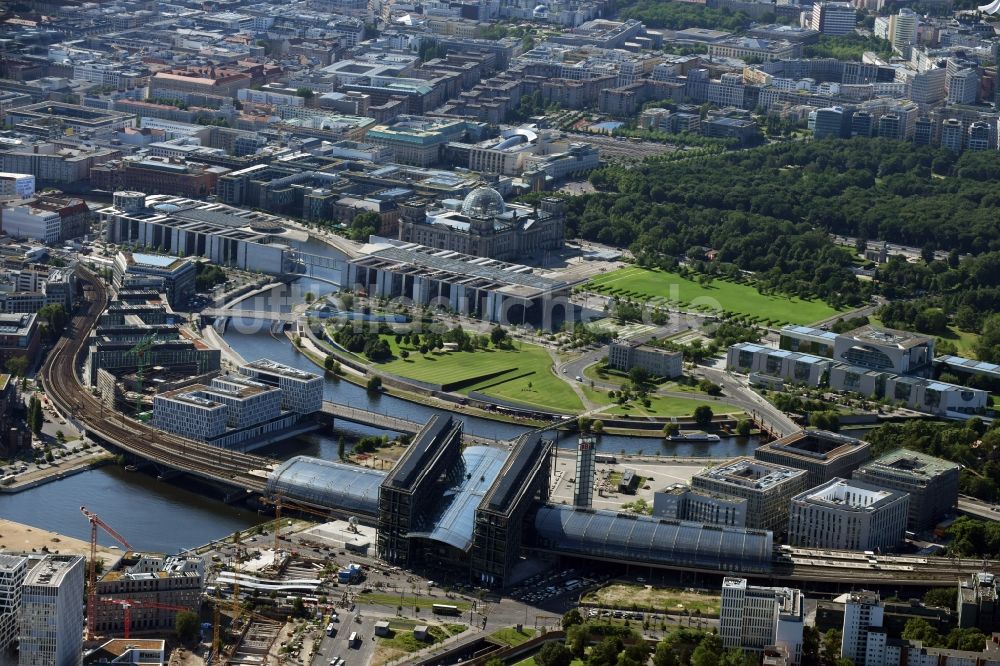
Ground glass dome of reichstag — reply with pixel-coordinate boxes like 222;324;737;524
461;186;506;217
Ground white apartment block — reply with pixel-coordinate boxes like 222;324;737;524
0;143;118;185
0;554;26;652
607;339;683;379
152;363;314;446
237;87;305;107
811;2;857;35
968;121;992;151
152;378;285;440
152;389;228;441
1;204;61;244
0;173;35;199
19;554;85;666
207;376;283;429
940;118;964;151
906;67;947;104
947;67;979;105
239;359;323;414
842;591;885;666
838;587;1000;665
788;478;909;551
889;9;918;56
71;62;145;89
10;209;63;246
721;578;804;665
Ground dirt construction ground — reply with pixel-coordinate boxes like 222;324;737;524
0;518;120;568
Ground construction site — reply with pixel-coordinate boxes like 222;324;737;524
73;498;353;665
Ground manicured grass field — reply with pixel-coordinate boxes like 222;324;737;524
587;266;843;326
598;394;742;418
377;337;583;413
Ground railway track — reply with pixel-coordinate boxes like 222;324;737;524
782;547;995;585
40;267;276;492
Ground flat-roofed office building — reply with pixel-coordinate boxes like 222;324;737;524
852;449;959;531
788;478;909;551
755;430;871;486
692;457;808;531
19;555;85;666
721;577;804;664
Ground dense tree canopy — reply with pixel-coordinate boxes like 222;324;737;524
804;34;894;60
559;138;1000;317
613;0;752;30
578;139;1000;254
865;419;1000;502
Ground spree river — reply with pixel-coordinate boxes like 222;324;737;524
0;467;264;553
0;244;757;552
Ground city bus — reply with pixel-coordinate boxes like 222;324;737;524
432;604;461;616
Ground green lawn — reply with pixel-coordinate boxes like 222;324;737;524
583;584;720;616
598;394;743;418
376;337;583;413
582;385;613;407
941;325;979;358
377;622;466;652
587;266;843;326
582;385;739;418
583;363;702;393
490;627;537;646
869;317;979;359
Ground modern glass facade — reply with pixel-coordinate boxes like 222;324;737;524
532;505;774;573
267;456;384;516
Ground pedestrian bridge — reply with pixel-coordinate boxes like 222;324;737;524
320;402;503;445
321;402;422;434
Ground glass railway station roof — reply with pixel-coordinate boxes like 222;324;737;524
384;414;453;490
408;445;510;552
533;505;774;572
267;456;384;516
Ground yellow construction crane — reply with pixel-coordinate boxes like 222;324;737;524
208;530;243;666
